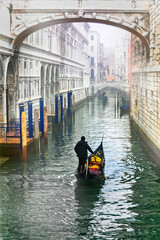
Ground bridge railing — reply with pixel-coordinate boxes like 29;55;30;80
90;81;130;94
12;0;149;11
0;124;20;143
91;81;130;87
0;119;35;143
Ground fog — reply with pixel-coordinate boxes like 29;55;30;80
89;23;128;47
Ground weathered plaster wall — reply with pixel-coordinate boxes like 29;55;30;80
130;0;160;157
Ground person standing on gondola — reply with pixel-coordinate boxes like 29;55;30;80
74;136;94;174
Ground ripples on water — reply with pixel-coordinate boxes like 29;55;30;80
0;98;160;240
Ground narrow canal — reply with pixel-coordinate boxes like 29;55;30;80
0;96;160;240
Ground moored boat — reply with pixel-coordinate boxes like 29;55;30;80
120;102;130;112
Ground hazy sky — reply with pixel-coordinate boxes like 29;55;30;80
89;23;127;47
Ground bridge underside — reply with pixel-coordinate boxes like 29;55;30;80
11;0;150;55
98;85;130;96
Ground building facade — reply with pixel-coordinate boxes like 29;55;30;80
130;0;160;158
114;33;130;84
89;29;101;83
104;47;115;82
1;0;160;160
0;2;90;124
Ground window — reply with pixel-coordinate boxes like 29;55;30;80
142;44;145;56
145;89;148;105
48;35;51;51
24;83;27;99
91;35;94;40
24;61;27;69
30;61;33;69
91;57;94;66
36;32;39;46
40;30;43;47
91;46;94;52
150;91;153;111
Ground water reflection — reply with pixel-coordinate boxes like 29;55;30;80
75;180;104;238
0;97;160;240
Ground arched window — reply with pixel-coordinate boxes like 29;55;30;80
142;44;145;56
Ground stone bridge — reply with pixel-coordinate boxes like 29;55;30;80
93;81;130;96
1;0;160;161
10;0;150;55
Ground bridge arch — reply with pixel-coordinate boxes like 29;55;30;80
0;57;3;83
13;14;150;57
101;86;129;97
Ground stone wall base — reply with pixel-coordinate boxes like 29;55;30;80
131;117;160;168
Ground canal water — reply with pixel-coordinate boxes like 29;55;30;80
0;97;160;240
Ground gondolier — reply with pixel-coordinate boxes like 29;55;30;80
74;136;94;174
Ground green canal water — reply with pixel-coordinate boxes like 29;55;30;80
0;98;160;240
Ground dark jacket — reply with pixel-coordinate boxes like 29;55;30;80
74;140;93;158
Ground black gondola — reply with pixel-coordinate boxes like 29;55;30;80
75;142;106;181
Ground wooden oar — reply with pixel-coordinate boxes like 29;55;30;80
100;167;106;181
85;159;89;179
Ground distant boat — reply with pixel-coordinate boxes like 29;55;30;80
120;102;130;112
102;94;108;102
75;142;106;181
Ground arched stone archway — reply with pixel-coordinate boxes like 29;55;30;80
6;61;16;124
13;14;150;58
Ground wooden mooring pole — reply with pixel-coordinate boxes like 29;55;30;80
21;111;27;161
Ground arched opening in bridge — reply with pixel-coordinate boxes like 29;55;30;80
11;18;149;118
6;61;15;125
13;17;150;59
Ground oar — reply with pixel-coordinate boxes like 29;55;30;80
86;159;89;179
100;167;106;181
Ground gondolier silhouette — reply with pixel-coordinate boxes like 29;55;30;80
74;136;94;173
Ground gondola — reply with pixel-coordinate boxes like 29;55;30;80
120;102;130;112
75;142;106;181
